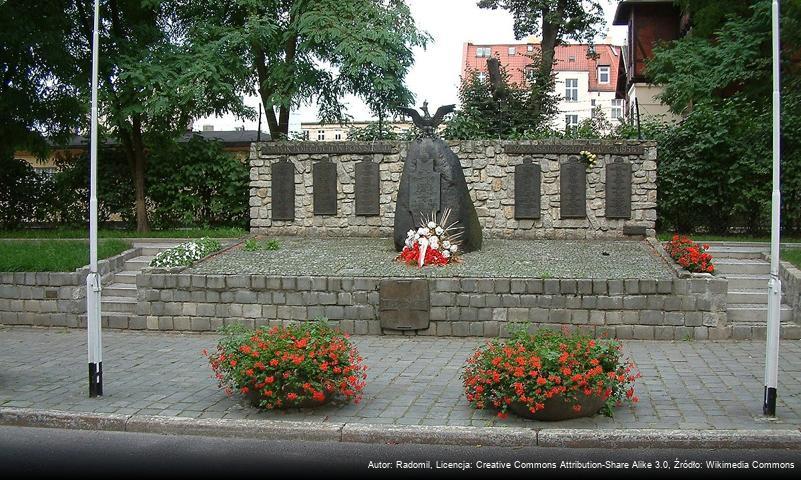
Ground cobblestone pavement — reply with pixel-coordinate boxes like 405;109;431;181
1;326;799;430
188;238;672;279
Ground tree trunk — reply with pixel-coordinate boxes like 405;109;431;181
119;116;150;232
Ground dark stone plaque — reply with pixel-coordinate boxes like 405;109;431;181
313;159;337;215
606;157;632;219
261;142;393;155
504;144;645;155
560;158;586;218
271;158;295;221
623;225;647;236
408;156;441;218
379;279;430;331
355;159;380;216
514;158;541;219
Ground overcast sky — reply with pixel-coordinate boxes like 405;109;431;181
193;0;627;133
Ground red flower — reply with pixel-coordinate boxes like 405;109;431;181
287;392;298;401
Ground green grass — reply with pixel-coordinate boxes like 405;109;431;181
657;232;801;243
0;227;246;239
782;249;801;269
0;239;131;272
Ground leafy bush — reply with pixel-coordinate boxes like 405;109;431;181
462;326;639;419
148;237;221;268
147;135;249;229
243;238;280;251
206;320;367;409
0;157;51;228
664;234;715;274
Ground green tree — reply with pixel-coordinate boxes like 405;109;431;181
646;0;801;233
178;0;429;139
65;0;252;232
0;1;84;161
477;0;605;116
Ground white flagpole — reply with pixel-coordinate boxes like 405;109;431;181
764;0;782;417
87;0;103;397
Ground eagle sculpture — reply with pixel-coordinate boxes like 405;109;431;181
397;101;455;138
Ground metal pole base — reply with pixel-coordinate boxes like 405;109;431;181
89;362;103;397
763;386;777;416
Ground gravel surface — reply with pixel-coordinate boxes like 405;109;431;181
187;238;673;279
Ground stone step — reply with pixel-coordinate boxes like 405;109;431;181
112;270;139;284
729;319;801;340
100;296;137;313
133;242;184;257
102;283;137;298
715;259;770;275
725;274;771;291
708;249;766;260
123;256;155;271
726;303;793;323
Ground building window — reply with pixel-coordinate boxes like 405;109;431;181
598;65;610;84
590;99;597;117
565;79;578;102
334;132;342;140
565;115;579;130
477;72;487;82
611;99;624;119
508;46;516;55
476;47;491;57
568;55;576;62
527;45;533;52
317;129;325;140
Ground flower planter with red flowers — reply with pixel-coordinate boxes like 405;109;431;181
462;326;639;421
206;320;367;410
664;234;715;274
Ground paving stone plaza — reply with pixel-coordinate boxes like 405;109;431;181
2;327;799;431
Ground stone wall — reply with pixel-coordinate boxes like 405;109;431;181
780;260;801;323
0;248;139;328
134;273;728;340
250;139;657;239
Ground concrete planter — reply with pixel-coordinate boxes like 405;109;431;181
509;392;606;421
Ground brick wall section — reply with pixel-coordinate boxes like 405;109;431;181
250;140;657;239
135;273;728;340
0;248;140;328
780;261;801;323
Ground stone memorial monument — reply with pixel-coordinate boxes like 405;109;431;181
394;102;482;252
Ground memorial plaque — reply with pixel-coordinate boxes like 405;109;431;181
606;157;632;219
271;158;295;221
408;157;441;217
355;159;380;216
560;157;586;218
313;159;337;215
261;142;393;155
514;158;541;219
503;144;645;155
379;279;430;331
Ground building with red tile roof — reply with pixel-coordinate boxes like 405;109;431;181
461;41;626;130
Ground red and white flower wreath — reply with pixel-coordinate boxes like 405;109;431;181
397;208;463;268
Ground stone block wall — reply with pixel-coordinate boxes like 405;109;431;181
0;248;140;327
134;273;728;340
780;260;801;323
250;139;657;239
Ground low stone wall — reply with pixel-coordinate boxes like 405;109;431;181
780;260;801;323
0;248;140;327
250;139;657;239
134;273;728;340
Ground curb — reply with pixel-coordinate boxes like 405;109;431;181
2;407;800;449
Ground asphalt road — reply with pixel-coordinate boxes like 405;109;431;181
1;426;798;477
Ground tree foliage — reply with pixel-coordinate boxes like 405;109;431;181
178;0;429;139
0;1;84;161
646;0;801;234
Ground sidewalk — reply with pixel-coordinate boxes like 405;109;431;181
1;326;800;446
